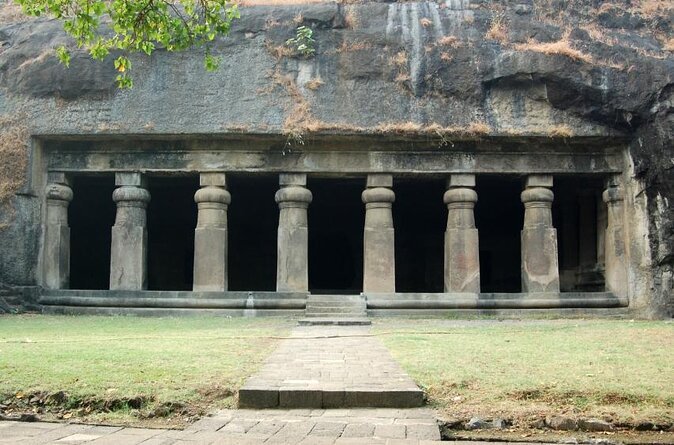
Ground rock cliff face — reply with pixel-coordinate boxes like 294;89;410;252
0;0;671;316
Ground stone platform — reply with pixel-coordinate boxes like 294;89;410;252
239;326;424;409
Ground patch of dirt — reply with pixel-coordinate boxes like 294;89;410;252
0;385;236;429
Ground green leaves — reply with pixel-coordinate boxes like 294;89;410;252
14;0;239;88
55;45;71;67
285;26;315;58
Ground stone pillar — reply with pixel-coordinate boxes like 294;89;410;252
444;174;480;293
193;173;231;292
110;173;150;290
43;173;73;289
603;176;628;298
276;174;312;292
521;175;560;293
362;174;395;293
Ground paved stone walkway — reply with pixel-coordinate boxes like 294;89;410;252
239;326;423;408
0;408;442;444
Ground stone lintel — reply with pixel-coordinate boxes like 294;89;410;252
200;172;227;187
525;174;553;188
279;173;307;186
115;172;147;187
448;174;475;188
366;174;393;188
47;172;71;186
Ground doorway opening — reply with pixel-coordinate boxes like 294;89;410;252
308;177;363;294
394;177;445;292
69;175;116;290
554;176;606;291
227;174;278;291
147;176;198;290
475;176;523;292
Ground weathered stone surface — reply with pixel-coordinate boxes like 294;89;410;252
546;415;578;431
362;176;396;293
109;175;151;291
0;1;672;317
276;177;312;292
578;418;614;432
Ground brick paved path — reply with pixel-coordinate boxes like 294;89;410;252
0;408;442;444
239;326;423;408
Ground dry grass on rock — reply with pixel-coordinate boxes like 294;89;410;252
514;38;593;63
0;116;29;229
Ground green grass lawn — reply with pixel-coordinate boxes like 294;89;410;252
0;315;293;425
375;319;674;426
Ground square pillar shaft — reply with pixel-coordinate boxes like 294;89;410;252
521;175;560;293
193;173;230;292
43;173;73;289
276;174;311;292
362;174;395;293
110;173;150;290
444;174;480;293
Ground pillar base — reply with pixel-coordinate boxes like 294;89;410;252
521;228;560;293
444;228;480;293
110;225;148;291
193;227;228;292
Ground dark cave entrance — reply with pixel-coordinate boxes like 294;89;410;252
394;177;446;293
227;174;278;292
146;176;198;291
308;177;363;294
475;176;523;293
69;175;116;290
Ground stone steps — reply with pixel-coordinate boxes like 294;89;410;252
239;326;425;409
303;294;369;326
298;317;372;326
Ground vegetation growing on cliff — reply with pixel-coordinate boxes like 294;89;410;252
12;0;239;87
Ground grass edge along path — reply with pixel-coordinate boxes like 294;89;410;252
0;314;294;427
374;319;674;429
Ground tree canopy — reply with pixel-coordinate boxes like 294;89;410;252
14;0;240;88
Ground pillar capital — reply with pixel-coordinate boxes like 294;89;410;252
195;186;231;206
275;185;312;208
112;186;151;207
362;187;395;206
521;187;554;206
443;188;477;207
45;182;73;203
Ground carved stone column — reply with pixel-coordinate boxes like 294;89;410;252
603;176;628;298
276;174;312;292
444;174;480;293
43;173;73;289
362;174;395;293
193;173;231;292
110;173;150;290
521;175;560;293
